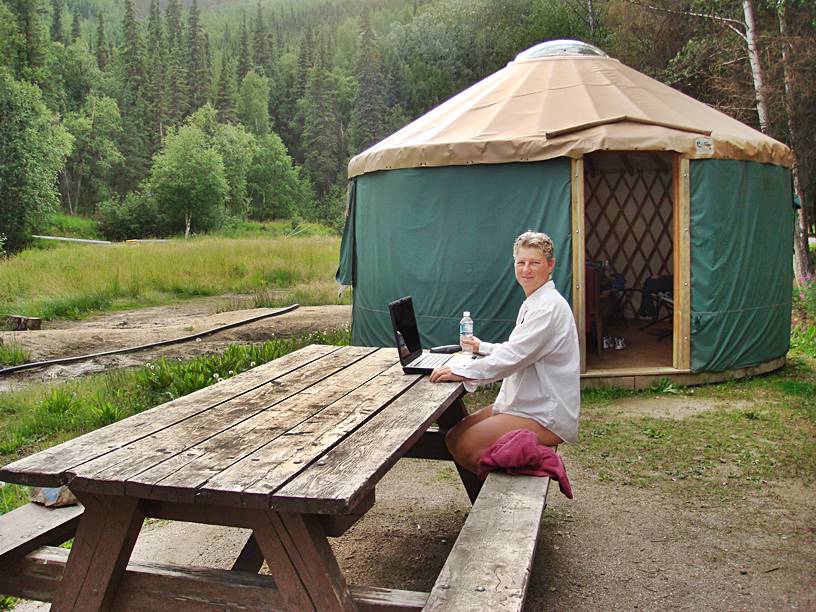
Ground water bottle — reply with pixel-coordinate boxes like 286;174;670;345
459;311;474;354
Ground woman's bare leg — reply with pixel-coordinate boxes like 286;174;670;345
444;405;494;455
446;411;562;474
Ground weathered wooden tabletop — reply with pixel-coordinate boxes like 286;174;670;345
0;344;485;611
0;344;464;516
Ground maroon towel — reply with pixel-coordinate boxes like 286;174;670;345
478;429;573;499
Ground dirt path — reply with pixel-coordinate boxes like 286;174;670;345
0;297;351;391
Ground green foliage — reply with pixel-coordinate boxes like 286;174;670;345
237;70;270;135
302;34;343;203
0;69;73;252
248;133;312;221
47;38;102;114
42;213;100;239
0;337;31;366
61;93;124;214
147;114;228;236
215;53;238;124
97;191;162;241
350;10;387;154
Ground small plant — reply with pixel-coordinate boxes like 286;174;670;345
0;337;31;366
650;377;680;394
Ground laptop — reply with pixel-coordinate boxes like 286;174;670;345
388;296;475;374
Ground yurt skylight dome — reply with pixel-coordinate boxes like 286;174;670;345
515;39;607;61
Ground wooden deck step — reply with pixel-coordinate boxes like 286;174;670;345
0;502;83;563
423;472;551;612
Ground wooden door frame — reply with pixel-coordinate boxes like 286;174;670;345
673;156;691;371
572;154;691;374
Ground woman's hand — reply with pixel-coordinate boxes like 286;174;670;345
429;365;467;383
460;335;481;354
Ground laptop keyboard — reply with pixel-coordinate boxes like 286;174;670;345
410;353;450;368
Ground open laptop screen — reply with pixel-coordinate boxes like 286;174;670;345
388;297;422;364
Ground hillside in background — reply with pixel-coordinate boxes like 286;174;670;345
1;0;814;258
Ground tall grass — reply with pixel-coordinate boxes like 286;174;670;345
0;337;30;366
0;236;343;319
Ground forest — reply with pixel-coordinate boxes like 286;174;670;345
1;0;814;273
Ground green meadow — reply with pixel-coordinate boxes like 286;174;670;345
0;233;347;320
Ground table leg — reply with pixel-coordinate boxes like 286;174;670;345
437;397;483;504
51;492;144;612
231;533;265;573
250;510;358;611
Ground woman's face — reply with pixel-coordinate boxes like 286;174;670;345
514;246;555;296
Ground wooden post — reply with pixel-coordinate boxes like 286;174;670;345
571;158;587;373
673;156;691;371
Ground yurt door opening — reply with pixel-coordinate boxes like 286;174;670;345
580;151;681;372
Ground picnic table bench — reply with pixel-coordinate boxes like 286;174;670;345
0;344;552;611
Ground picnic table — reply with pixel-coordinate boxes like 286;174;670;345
2;344;555;611
0;344;488;611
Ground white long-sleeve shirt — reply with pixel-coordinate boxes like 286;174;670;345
450;280;580;443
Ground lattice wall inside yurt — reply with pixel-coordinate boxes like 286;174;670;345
584;152;674;318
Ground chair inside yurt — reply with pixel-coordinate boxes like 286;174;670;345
583;151;676;371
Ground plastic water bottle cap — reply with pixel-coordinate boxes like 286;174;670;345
463;311;470;317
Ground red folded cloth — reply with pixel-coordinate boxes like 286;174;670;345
478;429;573;499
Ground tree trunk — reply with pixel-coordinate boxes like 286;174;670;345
742;0;771;133
184;210;191;239
778;4;815;282
60;170;75;215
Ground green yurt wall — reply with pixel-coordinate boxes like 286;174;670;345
689;159;793;372
338;159;573;348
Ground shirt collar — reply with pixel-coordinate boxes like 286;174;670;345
524;280;554;306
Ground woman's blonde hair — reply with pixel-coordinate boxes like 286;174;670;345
513;231;554;261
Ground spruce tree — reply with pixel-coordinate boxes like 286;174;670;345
50;0;63;44
295;28;314;100
165;0;182;52
186;0;208;111
252;0;270;74
302;34;342;204
95;13;107;70
7;0;49;81
215;54;238;124
145;0;166;146
350;11;386;154
118;0;150;194
166;45;189;126
70;7;80;42
204;31;213;97
121;0;145;96
238;14;250;81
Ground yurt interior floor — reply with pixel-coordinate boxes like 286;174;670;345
586;319;673;370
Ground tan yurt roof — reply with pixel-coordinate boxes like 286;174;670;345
348;40;792;178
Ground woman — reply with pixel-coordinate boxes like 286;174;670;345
429;231;580;474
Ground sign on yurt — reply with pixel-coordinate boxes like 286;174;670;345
337;40;794;388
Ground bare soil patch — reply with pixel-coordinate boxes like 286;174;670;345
604;395;753;420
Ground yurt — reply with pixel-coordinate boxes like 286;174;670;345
337;40;794;388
